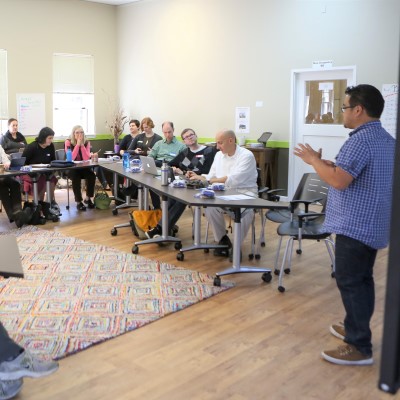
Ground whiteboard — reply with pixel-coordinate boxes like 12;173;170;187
16;93;46;136
381;84;398;138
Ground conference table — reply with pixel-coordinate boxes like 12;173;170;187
101;161;289;286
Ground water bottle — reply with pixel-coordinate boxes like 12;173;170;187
123;152;130;169
161;160;169;186
66;147;72;162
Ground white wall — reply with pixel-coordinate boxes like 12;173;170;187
0;0;118;135
117;0;400;142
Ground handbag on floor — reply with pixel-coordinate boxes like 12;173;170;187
129;209;162;239
94;188;111;210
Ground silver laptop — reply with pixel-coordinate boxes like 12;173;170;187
140;156;161;176
0;236;24;278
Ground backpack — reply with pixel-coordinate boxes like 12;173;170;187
129;209;162;239
94;188;111;210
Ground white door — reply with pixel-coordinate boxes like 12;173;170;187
288;66;356;198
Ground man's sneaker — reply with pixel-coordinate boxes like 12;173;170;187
0;350;59;380
213;235;232;257
145;225;161;239
330;323;345;340
321;344;373;366
0;379;23;400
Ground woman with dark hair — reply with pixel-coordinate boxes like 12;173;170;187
119;119;140;156
65;125;96;211
22;127;59;212
0;118;27;155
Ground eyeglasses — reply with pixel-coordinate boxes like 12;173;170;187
183;133;196;140
341;105;356;113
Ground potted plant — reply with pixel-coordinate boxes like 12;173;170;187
106;104;128;153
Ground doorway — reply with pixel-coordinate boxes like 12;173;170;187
288;66;356;197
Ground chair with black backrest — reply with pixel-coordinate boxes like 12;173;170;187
257;172;329;255
273;175;335;292
55;149;70;209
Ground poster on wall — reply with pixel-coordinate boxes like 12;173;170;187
16;93;46;136
235;106;250;135
381;84;398;138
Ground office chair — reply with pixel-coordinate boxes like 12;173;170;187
274;211;335;292
55;149;70;209
256;173;329;256
273;177;334;292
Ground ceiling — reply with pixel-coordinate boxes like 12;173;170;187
82;0;141;5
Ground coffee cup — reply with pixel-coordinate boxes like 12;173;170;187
92;153;98;163
0;164;4;174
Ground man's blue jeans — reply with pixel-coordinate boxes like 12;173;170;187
0;322;23;363
335;234;377;356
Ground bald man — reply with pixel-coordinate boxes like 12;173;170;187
188;129;257;256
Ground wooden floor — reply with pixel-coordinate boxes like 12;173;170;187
0;188;394;399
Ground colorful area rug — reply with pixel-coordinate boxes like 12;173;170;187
0;226;233;361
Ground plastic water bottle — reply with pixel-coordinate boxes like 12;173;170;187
123;152;130;169
66;147;72;162
161;160;169;186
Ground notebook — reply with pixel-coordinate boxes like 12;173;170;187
140;156;161;176
9;157;26;171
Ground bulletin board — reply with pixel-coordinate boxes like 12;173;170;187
381;84;398;138
16;93;46;136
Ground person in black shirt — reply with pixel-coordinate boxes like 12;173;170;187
21;127;58;208
119;119;141;156
145;128;218;238
0;118;27;155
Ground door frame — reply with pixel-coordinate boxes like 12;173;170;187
288;66;356;198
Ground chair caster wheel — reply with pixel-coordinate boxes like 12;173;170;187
331;271;336;278
248;254;254;260
261;242;266;247
296;249;302;254
213;276;221;286
255;254;261;260
174;242;182;250
111;228;117;236
177;252;184;261
52;216;59;222
204;249;209;253
278;286;285;293
262;272;272;283
66;205;70;210
284;268;291;274
132;245;139;254
112;209;118;216
274;269;280;275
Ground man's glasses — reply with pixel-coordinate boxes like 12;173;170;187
183;133;196;140
341;105;356;113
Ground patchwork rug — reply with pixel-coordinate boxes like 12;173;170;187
0;226;233;360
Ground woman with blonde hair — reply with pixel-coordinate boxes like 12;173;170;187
64;125;96;211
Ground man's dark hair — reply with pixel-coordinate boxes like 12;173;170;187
129;119;140;128
36;127;55;144
7;118;17;126
345;84;385;118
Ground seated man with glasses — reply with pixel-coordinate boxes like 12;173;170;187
145;128;218;239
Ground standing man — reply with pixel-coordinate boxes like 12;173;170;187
188;129;257;256
294;84;395;366
148;121;186;209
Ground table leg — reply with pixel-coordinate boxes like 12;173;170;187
132;194;180;253
177;206;229;260
214;208;272;285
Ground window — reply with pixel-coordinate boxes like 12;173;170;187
53;53;94;137
0;49;8;133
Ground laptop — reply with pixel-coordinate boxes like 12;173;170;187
0;236;24;278
9;157;26;171
140;156;161;176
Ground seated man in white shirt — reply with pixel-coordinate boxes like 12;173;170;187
188;129;257;256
